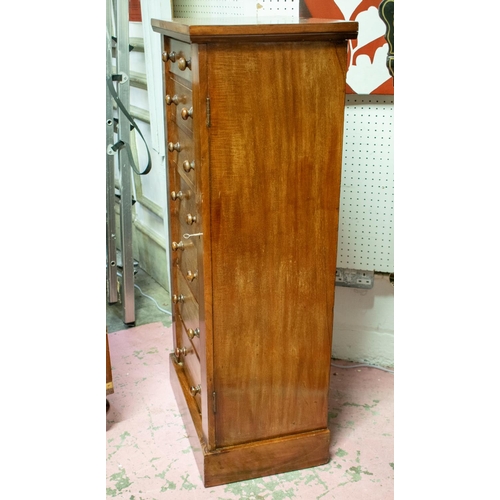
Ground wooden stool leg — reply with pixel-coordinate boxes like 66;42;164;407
106;328;114;413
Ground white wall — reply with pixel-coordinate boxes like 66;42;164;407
333;274;394;367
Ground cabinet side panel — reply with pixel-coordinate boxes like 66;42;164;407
208;41;348;447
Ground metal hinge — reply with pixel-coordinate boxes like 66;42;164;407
212;391;217;413
206;97;211;127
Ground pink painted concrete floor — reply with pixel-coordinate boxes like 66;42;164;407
106;322;394;499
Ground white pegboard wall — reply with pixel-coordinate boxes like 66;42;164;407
173;0;298;18
337;95;394;273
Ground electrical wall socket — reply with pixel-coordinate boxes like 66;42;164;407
335;268;374;289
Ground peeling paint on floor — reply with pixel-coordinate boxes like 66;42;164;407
106;322;394;499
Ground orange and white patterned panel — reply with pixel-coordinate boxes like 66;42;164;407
303;0;394;95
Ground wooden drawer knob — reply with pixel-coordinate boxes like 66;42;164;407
175;346;191;358
162;51;176;63
168;142;182;152
181;107;193;120
190;385;201;396
186;270;198;282
172;294;185;304
177;57;191;71
171;241;185;251
170;190;187;201
186;213;197;225
183;160;195;173
165;94;179;106
187;328;200;339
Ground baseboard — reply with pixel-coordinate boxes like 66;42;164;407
134;219;169;291
113;202;169;292
332;274;394;367
332;325;394;367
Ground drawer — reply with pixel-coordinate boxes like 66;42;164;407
171;170;196;225
177;240;200;300
178;195;201;300
179;193;199;238
166;39;192;84
176;269;201;355
178;323;202;412
167;127;196;188
166;78;193;135
170;235;195;259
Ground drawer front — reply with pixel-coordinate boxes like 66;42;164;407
178;204;201;239
177;242;200;301
169;166;200;302
171;171;197;225
176;269;201;355
167;127;196;188
167;39;192;84
177;178;200;299
170;235;195;261
166;78;193;135
179;324;202;412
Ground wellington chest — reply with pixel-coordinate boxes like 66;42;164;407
152;17;358;487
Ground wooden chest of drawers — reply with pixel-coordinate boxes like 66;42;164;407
152;17;358;487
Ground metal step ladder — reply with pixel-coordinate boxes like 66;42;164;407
106;0;135;325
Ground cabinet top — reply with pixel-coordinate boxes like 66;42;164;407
151;17;358;44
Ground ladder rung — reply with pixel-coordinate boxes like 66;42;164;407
110;37;144;52
111;67;147;90
112;103;150;124
129;37;144;51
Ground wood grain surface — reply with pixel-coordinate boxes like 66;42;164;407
207;40;347;447
157;18;357;485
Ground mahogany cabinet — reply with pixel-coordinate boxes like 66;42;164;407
152;17;358;487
